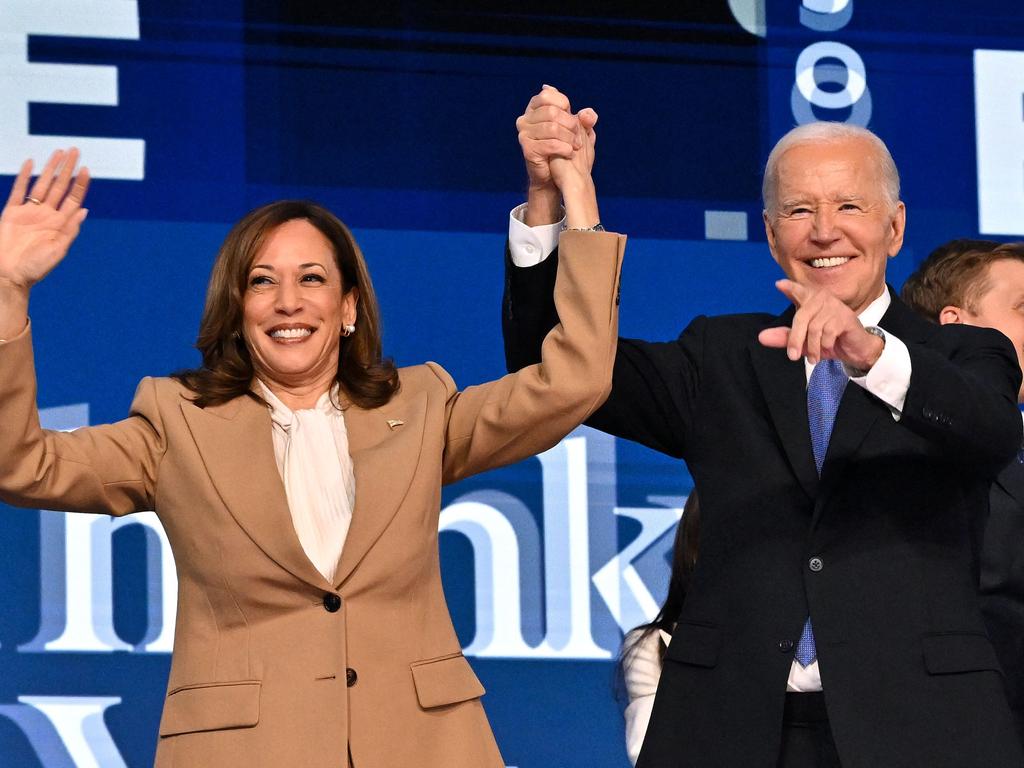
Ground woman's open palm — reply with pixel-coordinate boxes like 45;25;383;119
0;149;90;290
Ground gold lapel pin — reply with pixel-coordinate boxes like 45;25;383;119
386;419;404;430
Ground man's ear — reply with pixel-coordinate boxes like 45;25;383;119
938;305;964;326
763;210;780;264
886;201;907;259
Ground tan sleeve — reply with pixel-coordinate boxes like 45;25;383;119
0;325;165;515
438;229;625;485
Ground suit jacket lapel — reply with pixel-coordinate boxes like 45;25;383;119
333;390;428;588
180;394;333;591
749;306;819;502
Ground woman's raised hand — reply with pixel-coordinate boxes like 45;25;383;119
0;149;90;293
548;106;600;229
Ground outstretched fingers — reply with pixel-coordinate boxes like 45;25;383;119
758;326;791;349
775;278;810;307
27;150;65;203
5;159;33;209
45;148;80;207
58;166;90;215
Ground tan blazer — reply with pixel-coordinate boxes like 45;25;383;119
0;231;624;768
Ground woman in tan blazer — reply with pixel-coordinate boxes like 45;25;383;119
0;132;621;766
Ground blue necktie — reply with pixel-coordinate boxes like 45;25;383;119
796;359;848;667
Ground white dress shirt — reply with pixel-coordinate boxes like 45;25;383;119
259;381;356;583
509;206;915;693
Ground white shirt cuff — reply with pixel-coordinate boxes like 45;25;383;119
508;202;563;267
847;329;911;419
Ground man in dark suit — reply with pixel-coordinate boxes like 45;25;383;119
505;87;1024;767
902;240;1024;747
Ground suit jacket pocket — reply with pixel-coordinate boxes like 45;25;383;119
410;652;485;709
664;622;721;668
159;680;261;737
922;632;1001;675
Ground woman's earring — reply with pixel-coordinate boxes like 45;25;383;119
341;324;356;337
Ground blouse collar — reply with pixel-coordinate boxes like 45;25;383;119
256;379;342;429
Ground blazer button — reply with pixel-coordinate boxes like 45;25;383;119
808;556;824;572
778;639;794;653
346;667;358;687
323;593;342;612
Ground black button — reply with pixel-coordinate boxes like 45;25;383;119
778;639;794;653
323;593;342;612
808;556;824;572
346;668;358;687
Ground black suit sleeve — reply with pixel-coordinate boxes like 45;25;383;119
900;325;1023;474
503;242;699;459
502;243;560;373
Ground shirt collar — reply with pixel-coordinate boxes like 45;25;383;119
857;286;891;328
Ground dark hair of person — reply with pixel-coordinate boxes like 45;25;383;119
173;200;400;409
901;239;1024;322
618;491;701;684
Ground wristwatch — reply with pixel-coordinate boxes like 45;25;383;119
846;325;886;377
562;222;605;232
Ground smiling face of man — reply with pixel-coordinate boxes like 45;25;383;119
763;136;906;316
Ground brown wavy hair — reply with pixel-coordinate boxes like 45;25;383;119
902;239;1024;321
173;200;399;408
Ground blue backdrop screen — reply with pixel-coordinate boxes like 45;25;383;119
1;2;1023;766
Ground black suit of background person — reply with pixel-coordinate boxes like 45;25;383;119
505;86;1024;768
903;239;1024;747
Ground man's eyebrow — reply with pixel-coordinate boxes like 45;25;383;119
779;198;812;209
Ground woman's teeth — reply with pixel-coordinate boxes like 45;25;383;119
270;328;312;339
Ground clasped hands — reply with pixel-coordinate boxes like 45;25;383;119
759;279;884;371
517;85;600;229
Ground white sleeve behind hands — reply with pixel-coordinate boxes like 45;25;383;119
847;330;911;418
508;202;563;267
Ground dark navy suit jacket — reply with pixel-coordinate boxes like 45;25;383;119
982;458;1024;747
503;249;1024;768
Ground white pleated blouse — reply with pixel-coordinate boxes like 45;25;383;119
258;380;356;583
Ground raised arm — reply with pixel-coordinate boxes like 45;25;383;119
0;151;164;515
440;97;620;483
0;149;90;339
441;228;623;485
503;85;598;372
504;89;698;458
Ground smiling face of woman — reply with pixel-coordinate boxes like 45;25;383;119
242;218;358;407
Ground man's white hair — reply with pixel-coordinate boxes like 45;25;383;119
762;122;901;215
